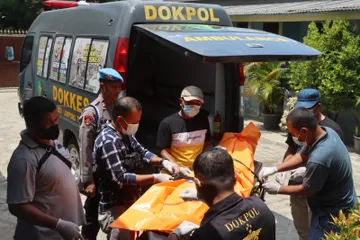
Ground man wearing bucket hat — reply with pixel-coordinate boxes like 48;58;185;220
157;86;212;176
79;68;123;240
261;88;344;240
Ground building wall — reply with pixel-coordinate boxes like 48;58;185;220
0;35;24;87
282;22;310;42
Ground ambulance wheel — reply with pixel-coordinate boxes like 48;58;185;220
68;138;80;184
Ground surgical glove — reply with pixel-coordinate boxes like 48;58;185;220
263;181;281;195
259;166;278;180
275;172;287;185
180;167;192;176
215;146;227;151
290;167;307;183
179;188;199;201
162;160;180;174
171;221;199;237
55;218;84;240
153;173;172;183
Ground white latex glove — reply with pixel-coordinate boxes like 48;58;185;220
179;167;192;176
215;146;226;150
275;172;287;185
162;160;180;174
171;221;199;237
153;173;172;183
259;166;278;180
263;181;281;195
290;167;307;183
179;188;199;201
55;219;84;240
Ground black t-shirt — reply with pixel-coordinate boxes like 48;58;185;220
156;112;211;168
190;193;276;240
286;116;345;152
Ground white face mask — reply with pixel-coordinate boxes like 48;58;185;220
122;119;139;136
292;129;306;146
292;135;304;146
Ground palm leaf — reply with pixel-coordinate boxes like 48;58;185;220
244;62;287;113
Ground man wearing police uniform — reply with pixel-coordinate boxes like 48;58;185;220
79;68;123;240
169;149;276;240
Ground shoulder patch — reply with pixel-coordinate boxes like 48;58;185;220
84;115;95;126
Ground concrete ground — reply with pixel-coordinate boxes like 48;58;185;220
0;88;359;239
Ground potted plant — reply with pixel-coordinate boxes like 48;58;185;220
323;198;360;240
244;62;289;130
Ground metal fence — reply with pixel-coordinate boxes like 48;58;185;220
0;29;27;35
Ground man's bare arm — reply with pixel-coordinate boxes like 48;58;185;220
283;147;295;162
160;149;177;164
8;203;59;229
276;152;308;172
279;184;313;197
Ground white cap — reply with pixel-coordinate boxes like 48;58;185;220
181;86;204;103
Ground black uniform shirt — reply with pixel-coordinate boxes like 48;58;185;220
190;193;276;240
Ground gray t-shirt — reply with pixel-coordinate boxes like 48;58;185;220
7;131;85;240
303;127;357;215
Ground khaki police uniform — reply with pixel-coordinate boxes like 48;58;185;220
79;93;112;240
79;67;124;240
79;94;112;185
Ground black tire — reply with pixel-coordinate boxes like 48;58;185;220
68;138;80;185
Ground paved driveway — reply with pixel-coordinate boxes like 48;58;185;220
0;89;359;240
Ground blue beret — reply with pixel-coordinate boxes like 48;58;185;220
99;68;123;83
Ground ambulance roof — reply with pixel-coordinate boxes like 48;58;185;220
29;1;232;36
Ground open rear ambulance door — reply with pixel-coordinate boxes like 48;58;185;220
133;24;321;133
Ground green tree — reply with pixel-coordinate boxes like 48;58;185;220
289;20;360;113
0;0;116;30
0;0;44;30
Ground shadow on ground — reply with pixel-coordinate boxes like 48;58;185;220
0;171;5;182
273;212;298;240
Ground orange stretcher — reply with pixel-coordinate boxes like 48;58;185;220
110;122;261;233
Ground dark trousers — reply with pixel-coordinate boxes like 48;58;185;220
81;188;101;240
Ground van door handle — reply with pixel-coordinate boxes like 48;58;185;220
28;82;32;87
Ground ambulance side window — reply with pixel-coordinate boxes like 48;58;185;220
84;39;109;93
49;37;73;83
59;38;73;84
36;36;48;76
49;37;65;81
20;36;34;72
69;38;92;89
36;36;53;78
43;38;53;78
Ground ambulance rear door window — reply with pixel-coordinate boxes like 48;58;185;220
69;38;92;89
43;38;53;78
84;39;109;94
50;37;65;81
36;36;53;78
36;36;48;76
59;38;72;84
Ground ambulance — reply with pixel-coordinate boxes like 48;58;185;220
17;0;320;178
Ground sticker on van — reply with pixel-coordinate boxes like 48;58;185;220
144;5;220;22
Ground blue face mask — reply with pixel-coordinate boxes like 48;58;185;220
182;104;200;118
